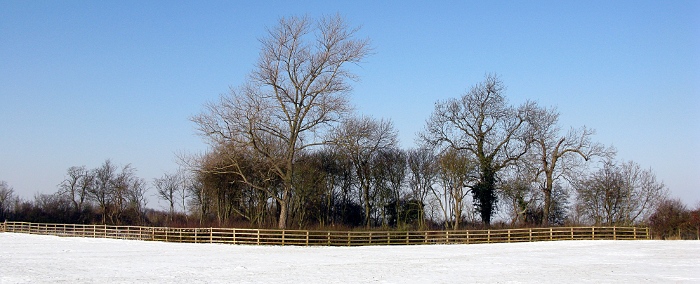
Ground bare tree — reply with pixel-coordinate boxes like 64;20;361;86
58;166;93;217
154;172;181;222
89;160;116;224
109;164;137;224
406;148;438;229
192;15;370;229
526;104;608;225
331;116;398;228
0;181;16;221
422;74;532;226
185;175;209;225
499;176;537;226
436;148;477;229
126;176;148;225
574;160;668;225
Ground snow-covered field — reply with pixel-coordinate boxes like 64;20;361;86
1;233;698;283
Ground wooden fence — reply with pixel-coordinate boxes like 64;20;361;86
0;221;649;246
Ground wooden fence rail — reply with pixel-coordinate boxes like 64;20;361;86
0;221;649;246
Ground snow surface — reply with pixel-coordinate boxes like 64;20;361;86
1;233;698;283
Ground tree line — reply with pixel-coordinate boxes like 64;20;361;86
1;15;697;238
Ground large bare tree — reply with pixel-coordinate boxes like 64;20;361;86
192;15;370;229
422;74;532;226
526;104;608;225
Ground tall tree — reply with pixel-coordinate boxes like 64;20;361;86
422;74;531;226
192;15;370;229
526;104;607;225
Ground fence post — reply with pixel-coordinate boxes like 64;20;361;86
633;227;637;240
549;227;553;241
613;226;617;240
529;228;532;242
592;227;595;240
508;229;511;243
210;228;213;244
488;230;491;243
570;227;574;240
306;231;309;246
256;229;260;245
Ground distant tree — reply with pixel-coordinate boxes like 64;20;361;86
83;160;146;225
406;148;438;229
331;116;398;228
107;163;138;224
499;176;536;226
649;198;690;239
185;175;210;225
525;104;608;225
574;160;668;225
89;160;117;224
154;172;182;222
192;15;370;229
422;74;532;226
126;176;148;225
379;148;408;227
690;203;700;240
193;145;277;226
0;181;16;221
435;148;477;230
58;166;94;219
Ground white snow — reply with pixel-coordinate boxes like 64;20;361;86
1;233;698;283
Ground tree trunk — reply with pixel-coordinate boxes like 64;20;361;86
277;189;290;229
542;173;553;226
363;185;371;229
543;190;551;226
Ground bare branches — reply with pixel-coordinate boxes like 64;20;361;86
421;74;529;226
331;116;399;228
192;15;370;228
573;160;668;225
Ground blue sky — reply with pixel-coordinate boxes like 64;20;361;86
1;1;698;207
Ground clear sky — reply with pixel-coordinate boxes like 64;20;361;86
1;1;699;208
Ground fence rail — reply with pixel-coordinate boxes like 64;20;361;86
0;221;649;246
